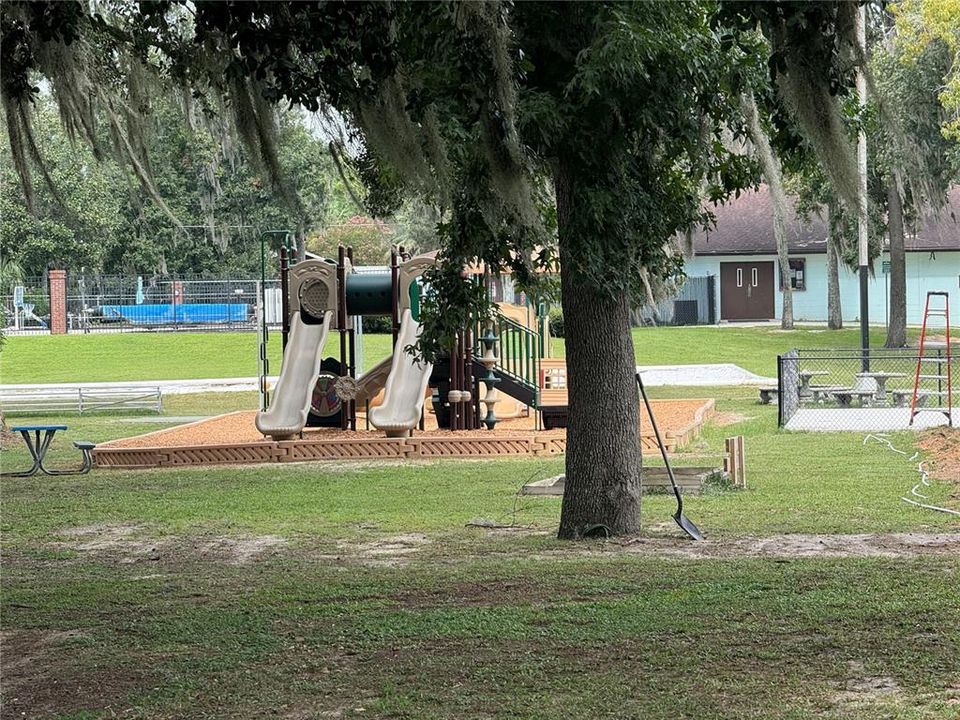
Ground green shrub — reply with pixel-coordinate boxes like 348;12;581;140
361;315;394;334
548;308;564;338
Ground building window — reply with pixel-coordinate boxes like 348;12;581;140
780;258;806;291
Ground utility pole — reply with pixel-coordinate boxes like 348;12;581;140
857;4;870;371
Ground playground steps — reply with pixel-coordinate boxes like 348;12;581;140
471;357;569;409
472;360;539;407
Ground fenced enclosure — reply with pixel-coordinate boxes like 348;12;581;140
3;273;282;335
636;275;716;326
2;275;51;333
778;348;957;431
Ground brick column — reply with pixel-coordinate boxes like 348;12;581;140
48;269;67;335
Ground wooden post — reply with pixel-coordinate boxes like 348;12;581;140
724;436;746;488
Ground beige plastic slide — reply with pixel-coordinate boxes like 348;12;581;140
256;311;333;439
369;309;433;437
354;354;394;405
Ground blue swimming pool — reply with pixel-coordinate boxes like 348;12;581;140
99;303;249;325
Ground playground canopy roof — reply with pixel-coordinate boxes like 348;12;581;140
692;185;959;256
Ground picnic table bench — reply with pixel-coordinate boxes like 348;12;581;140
891;389;947;408
2;425;95;477
829;389;876;407
808;385;849;403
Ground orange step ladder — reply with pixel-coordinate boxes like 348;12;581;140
909;291;953;427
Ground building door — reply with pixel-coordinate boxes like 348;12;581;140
720;261;775;321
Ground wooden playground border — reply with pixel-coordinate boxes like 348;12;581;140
92;400;715;470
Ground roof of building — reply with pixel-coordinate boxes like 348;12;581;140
692;185;959;255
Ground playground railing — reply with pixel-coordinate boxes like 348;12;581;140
491;315;541;397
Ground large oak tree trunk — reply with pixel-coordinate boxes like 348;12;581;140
555;164;641;539
826;205;843;330
885;184;908;348
741;92;793;329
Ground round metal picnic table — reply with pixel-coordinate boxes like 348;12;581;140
3;425;94;477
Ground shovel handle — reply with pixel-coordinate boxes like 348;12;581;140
636;373;684;510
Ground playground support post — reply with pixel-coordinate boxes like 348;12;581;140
390;247;400;346
279;244;290;352
257;229;293;410
346;246;357;431
337;245;348;430
256;280;268;411
466;327;478;429
450;334;460;430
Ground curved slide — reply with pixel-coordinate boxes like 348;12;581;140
256;311;333;439
354;355;394;405
369;309;433;437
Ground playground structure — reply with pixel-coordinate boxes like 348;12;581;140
90;238;718;470
254;246;435;438
255;242;568;442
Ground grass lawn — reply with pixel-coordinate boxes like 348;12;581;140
1;324;915;384
3;387;958;718
0;332;396;384
628;324;922;377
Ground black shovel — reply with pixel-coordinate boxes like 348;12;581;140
636;372;704;541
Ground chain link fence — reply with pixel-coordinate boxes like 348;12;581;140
3;273;282;335
778;348;957;431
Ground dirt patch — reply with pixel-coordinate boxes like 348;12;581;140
53;523;288;565
918;428;960;485
395;578;548;609
712;411;752;427
1;628;146;718
336;533;431;567
40;527;960;566
576;532;960;560
56;523;160;562
832;660;902;710
188;534;288;564
0;427;23;449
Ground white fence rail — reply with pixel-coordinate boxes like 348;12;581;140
0;387;163;414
